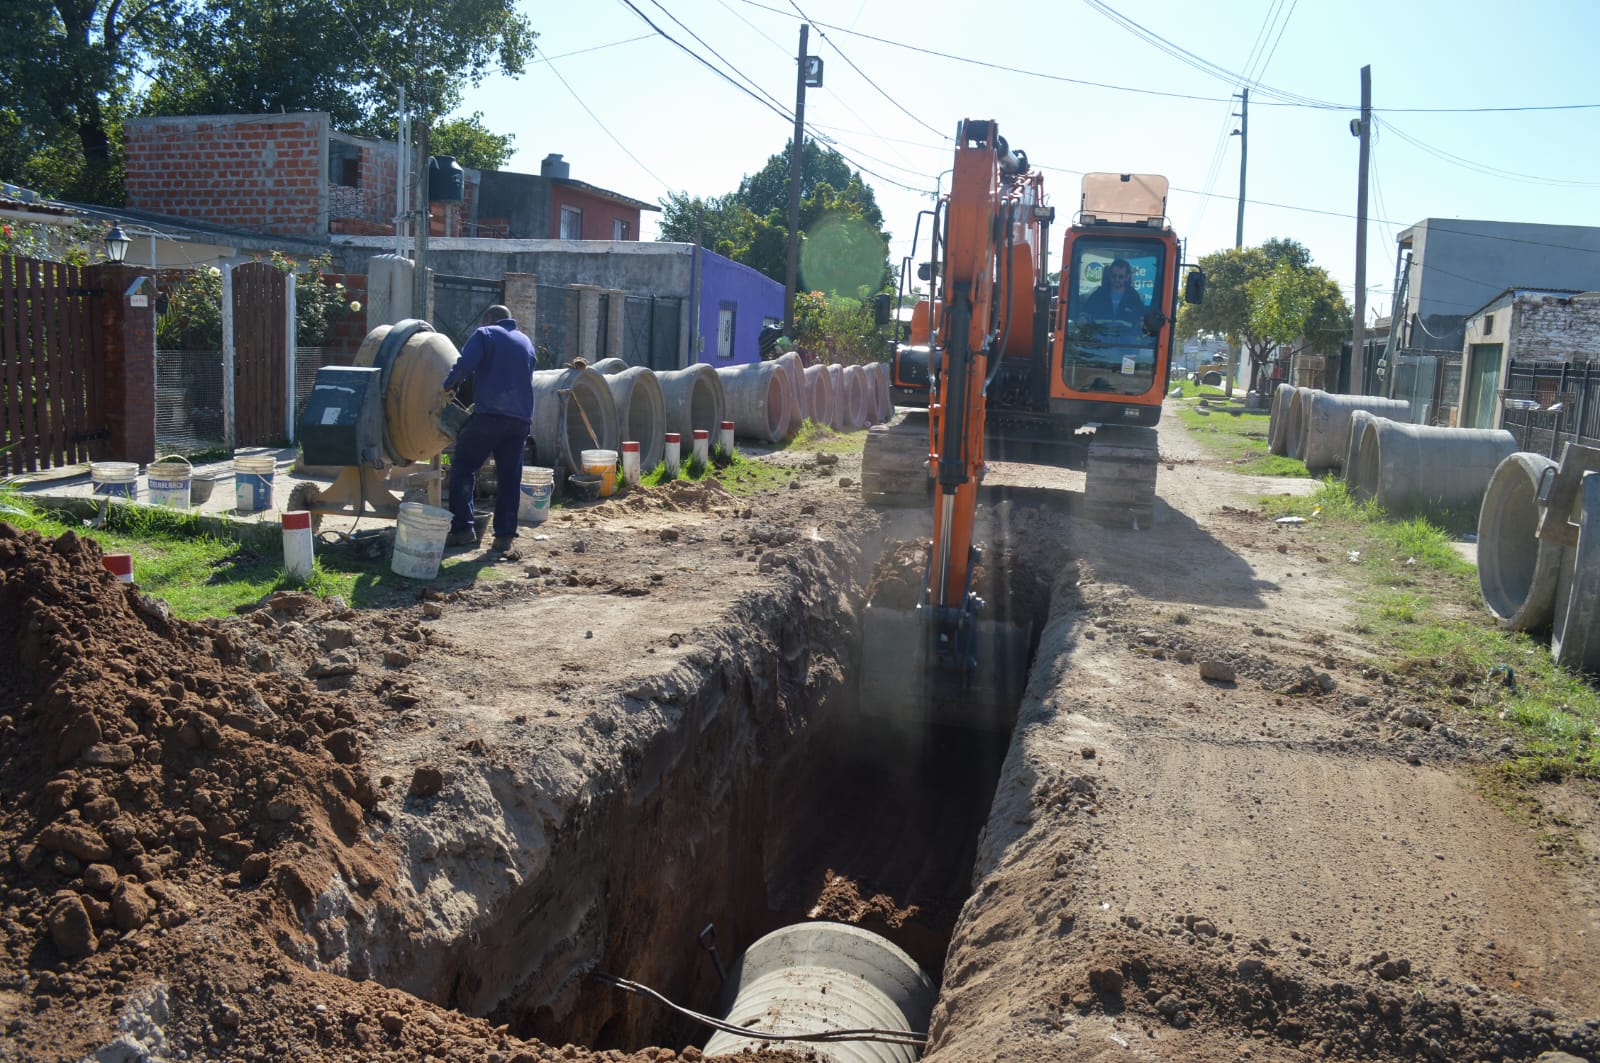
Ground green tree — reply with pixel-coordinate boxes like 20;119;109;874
1178;238;1345;388
1247;262;1350;358
428;112;514;171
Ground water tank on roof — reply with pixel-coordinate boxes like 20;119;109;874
541;153;570;180
427;155;464;203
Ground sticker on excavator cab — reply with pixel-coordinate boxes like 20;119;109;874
1121;355;1136;375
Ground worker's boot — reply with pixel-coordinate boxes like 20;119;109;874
490;535;522;562
445;528;477;548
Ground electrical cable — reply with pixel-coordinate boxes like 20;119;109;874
592;971;928;1047
533;43;672;189
785;0;947;140
646;0;794;116
1375;115;1600;188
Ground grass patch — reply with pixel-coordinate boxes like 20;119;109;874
784;419;869;455
0;490;510;620
1175;403;1309;477
626;448;796;497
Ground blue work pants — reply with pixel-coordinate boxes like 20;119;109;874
448;412;530;539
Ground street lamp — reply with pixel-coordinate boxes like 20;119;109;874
104;223;130;264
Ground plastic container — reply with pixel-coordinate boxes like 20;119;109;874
621;442;641;487
719;420;735;454
568;472;603;502
664;432;681;478
281;510;314;582
91;461;138;499
233;453;276;512
147;455;193;510
391;502;452;580
101;553;134;583
580;448;618;498
692;429;710;465
519;466;555;525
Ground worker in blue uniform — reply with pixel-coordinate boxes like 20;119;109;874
441;304;535;559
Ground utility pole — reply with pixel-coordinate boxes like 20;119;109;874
1234;88;1248;250
1350;66;1372;394
784;24;809;336
412;115;430;321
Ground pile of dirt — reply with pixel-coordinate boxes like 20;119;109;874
0;524;812;1061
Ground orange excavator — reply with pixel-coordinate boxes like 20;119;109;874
859;119;1201;726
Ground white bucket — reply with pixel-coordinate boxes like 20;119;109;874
91;461;138;499
391;502;452;580
147;455;193;510
233;453;275;512
519;466;555;524
580;448;618;498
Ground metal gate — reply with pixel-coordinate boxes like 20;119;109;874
623;294;682;370
433;274;505;352
230;261;288;446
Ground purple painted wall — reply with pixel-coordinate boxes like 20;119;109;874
695;248;784;366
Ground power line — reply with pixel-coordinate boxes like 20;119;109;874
1375;115;1600;188
784;0;947;140
645;0;794;116
533;36;655;63
533;43;671;189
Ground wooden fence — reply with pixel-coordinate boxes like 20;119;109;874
230;260;289;447
0;256;108;475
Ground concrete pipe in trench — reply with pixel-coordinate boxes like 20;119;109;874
529;366;620;473
603;366;666;472
1553;472;1600;673
1282;387;1324;461
775;351;808;433
1478;452;1576;632
589;357;629;375
803;363;837;430
1349;417;1516;516
826;364;847;429
715;361;792;443
1267;385;1298;455
703;921;936;1063
1299;394;1411;472
656;363;727;443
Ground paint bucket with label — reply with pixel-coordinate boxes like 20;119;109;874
91;462;138;500
233;453;275;512
580;448;618;498
391;502;451;579
519;466;555;524
147;455;193;510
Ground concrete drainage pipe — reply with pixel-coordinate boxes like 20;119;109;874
803;364;837;429
1343;409;1379;482
529;366;620;473
775;351;809;433
1349;418;1516;516
1477;452;1576;632
603;366;666;472
715;361;792;442
1282;388;1323;461
703;921;936;1063
826;364;847;429
656;364;727;443
588;357;629;374
870;362;892;423
1299;394;1411;472
1267;385;1298;455
1553;472;1600;673
841;364;870;428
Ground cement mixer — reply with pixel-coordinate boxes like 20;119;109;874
291;320;468;526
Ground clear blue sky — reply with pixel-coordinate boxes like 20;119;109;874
460;0;1600;322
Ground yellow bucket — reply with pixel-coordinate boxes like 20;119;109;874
580;449;618;498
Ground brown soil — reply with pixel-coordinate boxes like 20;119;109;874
4;411;1600;1062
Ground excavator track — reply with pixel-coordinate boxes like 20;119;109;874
1084;425;1159;527
860;418;934;508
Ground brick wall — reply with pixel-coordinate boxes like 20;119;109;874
1514;293;1600;363
91;265;158;463
549;184;642;241
322;273;369;358
124;114;327;238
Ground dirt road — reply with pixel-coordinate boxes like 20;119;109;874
4;405;1599;1061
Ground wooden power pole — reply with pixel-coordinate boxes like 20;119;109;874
784;24;809;336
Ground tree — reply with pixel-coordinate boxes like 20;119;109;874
428;113;515;171
1178;238;1346;390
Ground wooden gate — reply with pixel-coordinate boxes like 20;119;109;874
231;261;288;446
0;255;108;474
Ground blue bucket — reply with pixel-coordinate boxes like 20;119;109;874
233;454;275;512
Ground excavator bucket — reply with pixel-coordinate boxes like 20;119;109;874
858;602;1032;732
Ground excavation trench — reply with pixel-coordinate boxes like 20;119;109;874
338;505;1060;1056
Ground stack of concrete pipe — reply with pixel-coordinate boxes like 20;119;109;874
529;365;620;472
1343;408;1380;480
802;363;838;430
1295;393;1411;472
826;364;847;429
587;357;629;374
656;363;727;444
600;365;667;472
1348;416;1516;516
715;361;793;443
1476;452;1600;672
841;364;870;428
871;362;893;422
